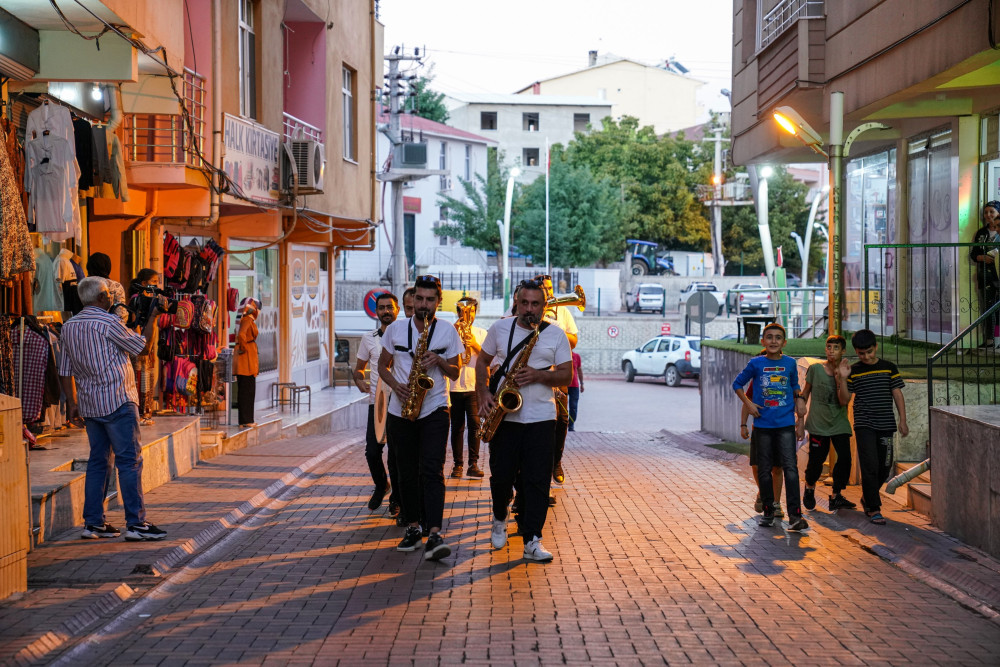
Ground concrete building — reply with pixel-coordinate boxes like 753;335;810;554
0;0;381;405
338;112;496;284
731;0;1000;339
445;93;612;182
515;52;704;135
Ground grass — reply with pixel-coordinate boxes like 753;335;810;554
707;441;751;457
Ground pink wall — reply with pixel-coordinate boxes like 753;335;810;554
283;21;327;137
183;0;214;161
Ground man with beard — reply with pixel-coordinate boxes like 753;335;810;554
354;292;401;515
378;276;464;560
476;279;572;562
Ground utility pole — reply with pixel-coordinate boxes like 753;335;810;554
385;46;422;299
703;128;728;276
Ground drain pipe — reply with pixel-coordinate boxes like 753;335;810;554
885;458;930;495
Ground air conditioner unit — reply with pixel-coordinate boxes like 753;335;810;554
440;177;452;191
394;142;427;169
282;139;325;194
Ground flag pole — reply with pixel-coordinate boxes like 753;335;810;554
545;137;550;275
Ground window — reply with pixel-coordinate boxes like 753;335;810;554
671;340;682;352
464;144;471;180
641;340;658;353
656;339;671;352
342;66;356;160
574;113;590;133
522;147;540;167
439;141;448;190
480;111;497;130
238;0;256;118
522;112;540;131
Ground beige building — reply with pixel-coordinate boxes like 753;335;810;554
515;53;704;135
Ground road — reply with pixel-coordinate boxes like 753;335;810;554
573;377;702;433
47;379;1000;666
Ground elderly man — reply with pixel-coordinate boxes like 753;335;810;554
59;276;167;541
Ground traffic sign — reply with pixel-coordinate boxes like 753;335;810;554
363;289;389;319
607;325;620;338
660;322;671;335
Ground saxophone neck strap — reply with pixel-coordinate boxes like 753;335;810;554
403;316;437;357
495;321;549;386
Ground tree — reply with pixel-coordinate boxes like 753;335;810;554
565;116;713;252
722;167;810;277
404;67;449;124
512;148;621;267
435;148;513;275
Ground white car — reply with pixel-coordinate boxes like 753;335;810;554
621;335;701;387
625;283;666;314
677;282;725;316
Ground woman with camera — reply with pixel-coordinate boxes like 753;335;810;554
129;268;161;426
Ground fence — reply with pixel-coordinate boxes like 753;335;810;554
438;270;579;301
123;68;207;167
721;286;828;339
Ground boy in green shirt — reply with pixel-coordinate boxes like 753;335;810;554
799;335;856;511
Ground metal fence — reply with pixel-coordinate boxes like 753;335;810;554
437;270;579;301
721;286;828;339
927;300;999;409
124;68;207;168
757;0;824;51
282;112;323;143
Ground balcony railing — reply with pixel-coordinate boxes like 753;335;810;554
696;182;752;203
757;0;824;51
283;112;323;143
123;68;207;168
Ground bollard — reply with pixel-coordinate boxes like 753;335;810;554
597;288;601;317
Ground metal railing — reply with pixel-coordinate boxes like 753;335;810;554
437;270;579;302
926;300;999;409
722;286;828;338
757;0;824;50
862;242;1000;369
282;112;323;143
124;68;207;168
696;182;753;203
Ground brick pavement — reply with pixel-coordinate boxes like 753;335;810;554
31;430;1000;666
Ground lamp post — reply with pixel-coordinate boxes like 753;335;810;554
757;165;777;287
501;167;521;310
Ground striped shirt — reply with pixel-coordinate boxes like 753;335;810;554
58;306;147;418
846;359;904;431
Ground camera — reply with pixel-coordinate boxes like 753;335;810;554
124;286;178;329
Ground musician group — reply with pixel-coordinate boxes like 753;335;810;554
353;273;581;563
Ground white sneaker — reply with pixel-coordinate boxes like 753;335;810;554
491;519;507;549
523;536;553;562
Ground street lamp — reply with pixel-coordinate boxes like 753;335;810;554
773;96;889;335
500;167;521;310
756;165;777;287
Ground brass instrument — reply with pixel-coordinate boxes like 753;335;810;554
456;300;476;365
479;288;586;442
400;313;435;421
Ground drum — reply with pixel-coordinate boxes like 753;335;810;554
373;378;390;444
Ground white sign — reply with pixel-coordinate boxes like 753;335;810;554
223;113;280;204
660;322;671;335
607;325;620;338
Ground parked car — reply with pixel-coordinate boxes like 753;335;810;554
677;282;725;316
625;283;666;314
621;335;701;387
726;283;772;314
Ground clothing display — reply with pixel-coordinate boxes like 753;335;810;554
25;133;81;242
32;247;59;313
0;126;34;279
52;248;76;312
73;117;95;190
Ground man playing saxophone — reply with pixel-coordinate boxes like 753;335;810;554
378;275;464;560
475;279;572;562
450;297;488;479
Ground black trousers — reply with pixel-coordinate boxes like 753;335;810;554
236;375;255;425
490;420;555;541
567;386;580;431
386;408;449;530
449;391;481;467
979;283;998;341
366;405;399;505
804;432;852;494
756;426;802;517
855;428;894;513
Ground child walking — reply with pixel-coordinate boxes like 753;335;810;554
732;323;808;531
846;329;909;525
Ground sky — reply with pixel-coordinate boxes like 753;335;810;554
379;0;735;121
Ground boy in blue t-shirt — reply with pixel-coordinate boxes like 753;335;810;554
733;323;808;531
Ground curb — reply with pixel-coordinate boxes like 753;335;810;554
14;435;361;666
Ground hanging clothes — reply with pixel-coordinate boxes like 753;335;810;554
10;323;49;422
24;134;81;242
52;248;76;312
3;119;28;219
32;247;59;313
91;125;112;193
0;127;34;279
0;317;14;396
26;102;76;160
109;133;129;202
73;117;95;191
0;274;34;316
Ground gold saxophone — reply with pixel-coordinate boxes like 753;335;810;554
456;300;476;365
400;313;435;421
479;287;586;441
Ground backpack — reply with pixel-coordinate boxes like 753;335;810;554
192;296;216;333
167;248;193;289
186;255;207;292
174;300;195;329
163;232;180;279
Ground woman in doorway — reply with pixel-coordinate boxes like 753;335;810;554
129;268;161;425
970;201;1000;347
234;298;260;427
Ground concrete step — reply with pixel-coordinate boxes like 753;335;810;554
908;483;933;519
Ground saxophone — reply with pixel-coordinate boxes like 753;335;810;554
479;325;543;442
400;313;435;421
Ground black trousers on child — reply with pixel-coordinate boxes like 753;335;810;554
489;420;555;542
449;391;480;467
386;408;449;530
804;432;852;494
855;428;894;513
365;405;399;506
755;426;802;517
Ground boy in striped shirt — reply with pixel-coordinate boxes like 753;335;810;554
846;329;909;525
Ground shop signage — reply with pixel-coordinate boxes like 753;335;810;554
223;113;280;204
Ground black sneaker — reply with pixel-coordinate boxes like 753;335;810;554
421;526;430;538
395;514;408;527
397;526;422;551
803;488;816;510
81;523;120;539
124;523;167;541
424;533;451;561
467;464;485;478
367;484;389;511
553;463;565;484
388;501;400;517
830;494;857;510
450;465;463;478
758;513;775;527
788;516;809;532
548;494;557;507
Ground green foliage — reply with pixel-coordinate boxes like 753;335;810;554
565;116;712;252
512;147;622;266
404;68;449;124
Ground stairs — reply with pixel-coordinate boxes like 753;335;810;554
887;461;932;519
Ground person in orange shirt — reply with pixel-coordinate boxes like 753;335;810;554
234;298;260;427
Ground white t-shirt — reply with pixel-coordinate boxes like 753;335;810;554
502;304;578;338
451;325;487;393
481;318;572;424
381;316;464;419
355;328;384;404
